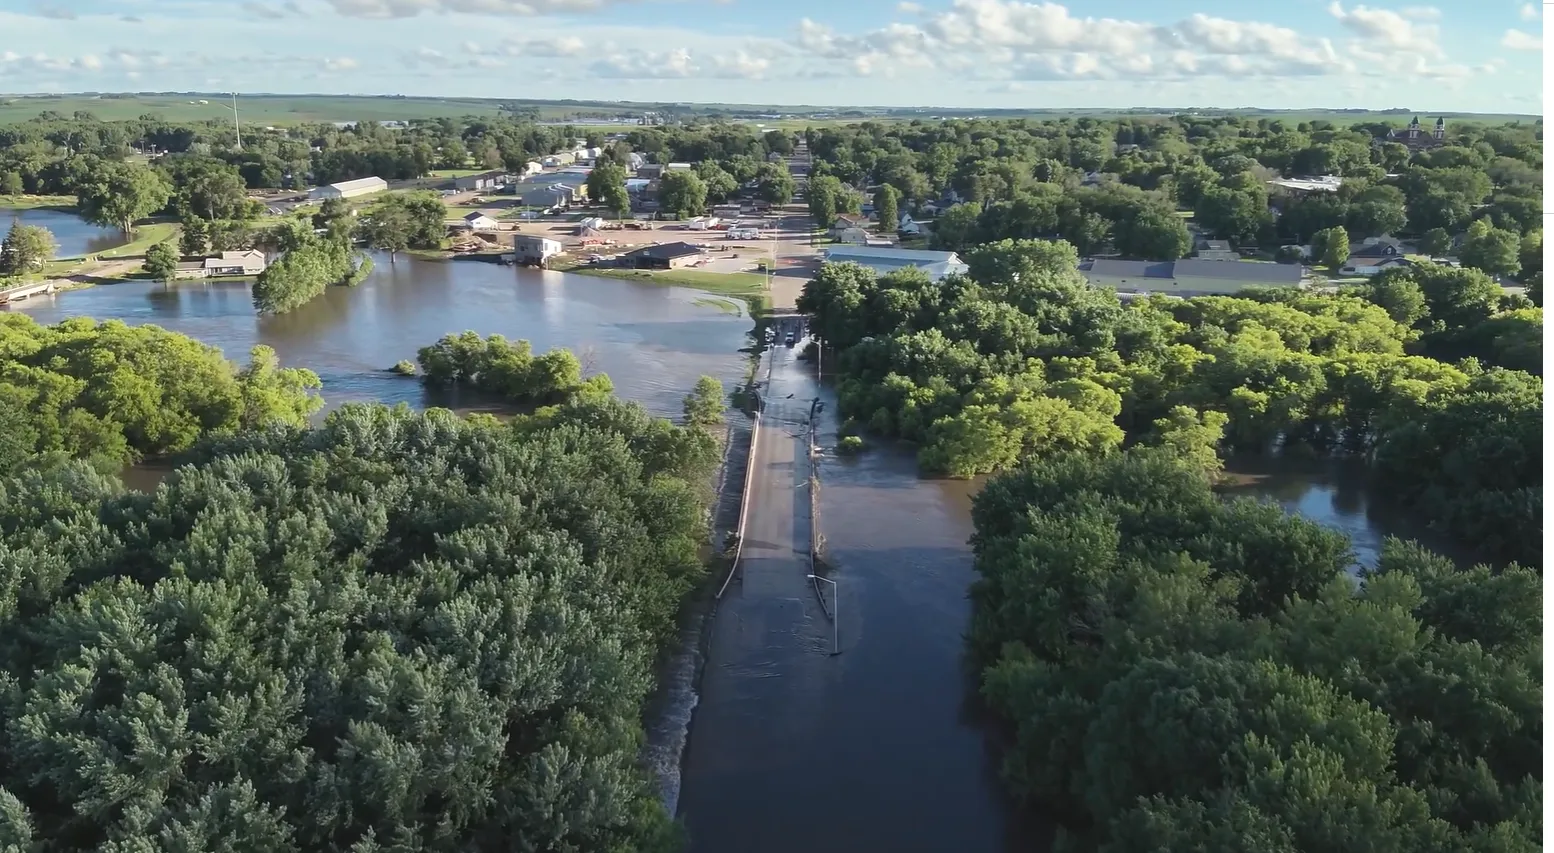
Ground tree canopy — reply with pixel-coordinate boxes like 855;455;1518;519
970;445;1540;852
800;238;1541;565
0;314;320;473
0;388;719;852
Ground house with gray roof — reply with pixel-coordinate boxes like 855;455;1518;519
1079;257;1305;294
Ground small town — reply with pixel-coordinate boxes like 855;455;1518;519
0;2;1542;852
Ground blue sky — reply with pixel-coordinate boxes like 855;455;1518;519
0;0;1543;112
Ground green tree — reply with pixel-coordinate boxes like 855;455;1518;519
807;174;842;234
0;171;22;195
658;169;708;219
1516;228;1541;281
1113;205;1191;261
682;375;724;428
586;161;629;216
179;215;210;258
694;162;738;203
1311;225;1350;269
1458;218;1521;278
1417;227;1451;257
931;203;981;251
76;162;173;234
755;162;795;206
142;241;178;281
874;184;900;235
0;221;57;276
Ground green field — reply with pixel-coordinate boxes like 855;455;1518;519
0;94;1538;128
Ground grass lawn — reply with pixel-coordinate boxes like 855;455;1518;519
426;169;490;179
573;267;769;295
0;194;76;211
96;223;180;260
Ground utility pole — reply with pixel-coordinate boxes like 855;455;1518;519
230;91;242;151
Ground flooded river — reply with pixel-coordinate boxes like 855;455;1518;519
11;253;752;419
0;206;124;259
10;244;1461;852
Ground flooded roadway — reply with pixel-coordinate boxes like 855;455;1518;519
677;340;1040;853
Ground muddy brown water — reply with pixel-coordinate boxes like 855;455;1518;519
10;247;1461;852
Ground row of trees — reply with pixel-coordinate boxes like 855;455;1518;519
0;314;321;473
969;444;1540;851
798;239;1541;565
803;116;1539;278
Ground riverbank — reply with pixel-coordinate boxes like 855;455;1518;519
0;194;76;211
568;266;772;313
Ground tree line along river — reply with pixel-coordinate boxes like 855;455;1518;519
6;226;1464;852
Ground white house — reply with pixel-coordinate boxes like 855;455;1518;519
513;233;562;265
205;250;267;276
461;212;500;231
898;213;921;235
835;226;870;244
821;246;968;281
309;176;388;201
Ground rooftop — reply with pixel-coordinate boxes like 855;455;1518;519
1082;258;1303;285
822;246;963;264
327;176;387;191
625;241;702;261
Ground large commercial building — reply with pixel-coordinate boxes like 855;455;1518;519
309;176;388;201
1079;258;1305;295
820;246;969;281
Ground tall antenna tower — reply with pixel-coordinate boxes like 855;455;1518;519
231;91;242;150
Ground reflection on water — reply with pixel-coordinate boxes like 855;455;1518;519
14;254;752;420
1220;454;1473;569
0;207;124;259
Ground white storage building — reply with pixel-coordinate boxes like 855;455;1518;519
310;176;388;200
821;246;969;281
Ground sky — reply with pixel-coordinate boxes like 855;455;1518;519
0;0;1544;113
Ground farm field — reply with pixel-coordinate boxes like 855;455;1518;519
0;94;1538;127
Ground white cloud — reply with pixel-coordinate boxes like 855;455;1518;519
1327;2;1442;57
323;57;360;70
1519;3;1538;21
896;1;921;11
588;46;770;79
926;0;1157;55
1500;28;1541;49
324;0;628;17
592;47;697;78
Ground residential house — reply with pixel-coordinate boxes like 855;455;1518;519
831;214;866;239
1340;255;1414;276
636;164;664;180
309;176;388;201
620;241;703;269
835;226;871;245
821;246;968;281
1195;239;1240;261
172;250;268;280
512;234;562;266
1078;258;1305;295
460;212;500;231
453;170;506;192
897;213;921;235
204;250;268;276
